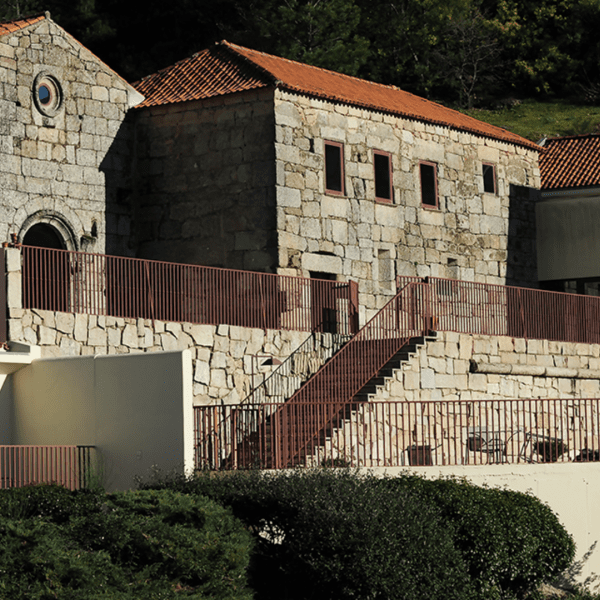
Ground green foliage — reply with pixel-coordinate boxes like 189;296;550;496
0;485;252;599
143;469;576;600
245;0;370;77
142;469;475;600
463;99;600;141
380;475;576;600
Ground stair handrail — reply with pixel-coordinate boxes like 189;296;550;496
277;282;432;466
286;282;431;405
241;331;352;404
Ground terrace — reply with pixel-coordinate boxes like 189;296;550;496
2;245;600;480
195;277;600;470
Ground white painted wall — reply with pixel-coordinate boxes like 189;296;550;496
12;349;193;491
373;464;600;587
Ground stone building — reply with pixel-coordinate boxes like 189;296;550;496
0;13;142;257
134;41;541;320
0;14;551;406
0;14;541;320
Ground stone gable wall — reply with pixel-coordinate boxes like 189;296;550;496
134;88;278;271
0;18;137;255
273;90;540;322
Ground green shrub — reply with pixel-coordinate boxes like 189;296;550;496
380;475;576;600
143;469;475;600
0;485;253;599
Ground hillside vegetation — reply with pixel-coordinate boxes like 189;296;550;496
463;99;600;142
2;0;600;115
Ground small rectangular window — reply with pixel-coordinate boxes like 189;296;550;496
482;163;496;194
325;141;344;194
420;161;438;208
374;151;392;202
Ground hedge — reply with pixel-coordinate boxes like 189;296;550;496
143;469;575;600
0;485;252;599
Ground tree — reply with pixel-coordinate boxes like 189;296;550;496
433;6;504;107
236;0;370;77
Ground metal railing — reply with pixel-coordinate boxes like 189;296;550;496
0;445;95;490
194;398;600;470
241;332;351;404
17;245;359;334
285;282;431;404
398;276;600;343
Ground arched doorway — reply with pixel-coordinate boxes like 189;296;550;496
22;223;69;312
23;223;66;249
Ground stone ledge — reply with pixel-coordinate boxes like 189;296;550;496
470;360;600;380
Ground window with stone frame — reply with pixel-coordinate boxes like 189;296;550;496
374;150;393;202
482;163;497;194
419;161;438;208
324;140;345;195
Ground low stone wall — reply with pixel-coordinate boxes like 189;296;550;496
8;304;310;405
375;331;600;402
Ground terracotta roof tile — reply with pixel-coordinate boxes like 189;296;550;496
135;41;538;151
540;134;600;190
134;45;269;108
0;14;45;37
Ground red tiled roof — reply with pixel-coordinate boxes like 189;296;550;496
135;40;539;151
0;14;45;37
540;134;600;190
134;45;268;108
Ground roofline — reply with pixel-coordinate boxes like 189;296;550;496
220;40;539;152
540;185;600;195
544;132;600;144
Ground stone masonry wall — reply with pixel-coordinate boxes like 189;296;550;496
134;88;278;271
273;89;540;322
373;331;600;402
0;16;140;255
8;305;310;406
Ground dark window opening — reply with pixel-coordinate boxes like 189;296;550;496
420;162;438;208
23;223;66;249
38;84;51;105
22;224;68;312
325;141;344;194
310;271;338;333
374;151;392;202
483;163;496;194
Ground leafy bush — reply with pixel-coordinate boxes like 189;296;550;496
0;485;252;599
380;475;576;600
142;469;475;600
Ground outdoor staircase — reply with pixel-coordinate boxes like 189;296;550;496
293;334;436;467
352;335;434;402
229;280;433;468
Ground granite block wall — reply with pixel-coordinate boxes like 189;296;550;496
273;90;540;321
0;16;140;255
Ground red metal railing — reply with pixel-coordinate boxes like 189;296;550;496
194;398;600;470
241;331;351;404
18;245;359;334
286;282;430;404
275;282;430;464
0;445;95;490
398;276;600;343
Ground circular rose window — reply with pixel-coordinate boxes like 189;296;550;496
33;73;63;117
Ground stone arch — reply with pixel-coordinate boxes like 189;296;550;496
18;210;78;251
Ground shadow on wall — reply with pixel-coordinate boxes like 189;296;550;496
100;114;137;258
506;184;538;288
127;91;279;272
